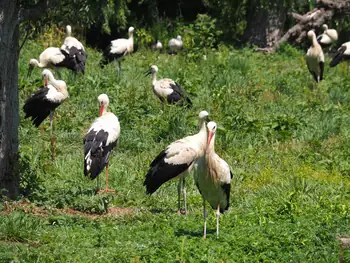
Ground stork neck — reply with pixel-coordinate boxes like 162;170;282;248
311;34;318;46
151;72;157;86
101;105;108;115
32;59;42;68
206;133;216;153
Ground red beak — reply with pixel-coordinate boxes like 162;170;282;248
99;105;104;116
44;78;48;87
207;131;214;145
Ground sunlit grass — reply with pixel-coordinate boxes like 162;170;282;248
0;39;349;262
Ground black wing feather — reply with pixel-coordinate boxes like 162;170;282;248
23;87;60;127
167;82;192;107
330;46;346;67
83;129;118;179
143;149;192;194
219;170;232;213
99;43;127;68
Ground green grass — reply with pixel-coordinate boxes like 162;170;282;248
0;40;349;262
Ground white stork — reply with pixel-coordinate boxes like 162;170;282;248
23;69;68;162
28;47;84;77
99;27;135;75
144;110;209;215
194;121;232;239
61;25;87;74
168;35;183;54
84;94;120;193
317;24;338;48
151;40;163;50
306;30;324;83
144;65;192;108
330;42;350;68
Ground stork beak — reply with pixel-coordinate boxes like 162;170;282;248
27;65;33;78
207;131;214;146
99;105;104;116
43;77;48;87
144;68;152;76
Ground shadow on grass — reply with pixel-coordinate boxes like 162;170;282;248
175;228;215;237
149;208;176;214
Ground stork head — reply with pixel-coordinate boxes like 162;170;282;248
322;24;328;31
198;110;210;128
27;59;38;77
199;110;209;120
177;35;182;40
307;30;316;41
207;121;217;146
41;69;53;87
98;94;109;116
129;27;135;35
144;65;158;76
66;25;72;36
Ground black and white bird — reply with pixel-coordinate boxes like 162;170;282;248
84;94;120;193
151;40;163;50
306;30;324;83
317;24;338;48
61;25;87;74
144;65;192;107
23;69;68;135
330;42;350;68
61;25;85;52
168;35;183;54
23;69;68;162
99;26;135;74
28;47;84;77
194;121;232;239
144;110;209;215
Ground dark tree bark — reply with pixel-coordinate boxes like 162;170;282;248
0;0;59;199
243;0;287;48
0;0;20;199
256;0;350;53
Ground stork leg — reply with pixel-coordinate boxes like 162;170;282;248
203;199;207;239
97;163;115;193
116;61;121;78
177;179;182;215
96;174;101;192
216;203;220;239
49;111;56;164
183;178;188;215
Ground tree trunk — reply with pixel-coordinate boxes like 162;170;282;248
243;0;286;47
0;0;20;199
256;0;350;53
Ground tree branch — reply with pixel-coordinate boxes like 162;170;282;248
18;0;60;23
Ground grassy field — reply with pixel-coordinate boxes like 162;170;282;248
0;39;349;262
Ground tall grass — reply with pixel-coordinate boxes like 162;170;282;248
0;39;349;262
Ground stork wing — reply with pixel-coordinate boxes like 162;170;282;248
144;141;198;194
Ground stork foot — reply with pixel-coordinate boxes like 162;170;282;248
177;208;188;216
97;188;116;194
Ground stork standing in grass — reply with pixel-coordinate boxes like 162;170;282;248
99;27;135;75
28;47;84;77
151;40;163;51
317;24;338;49
306;30;324;83
23;69;68;162
168;35;183;54
194;122;232;239
144;110;209;215
61;25;87;74
84;94;120;193
144;65;192;108
330;42;350;68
